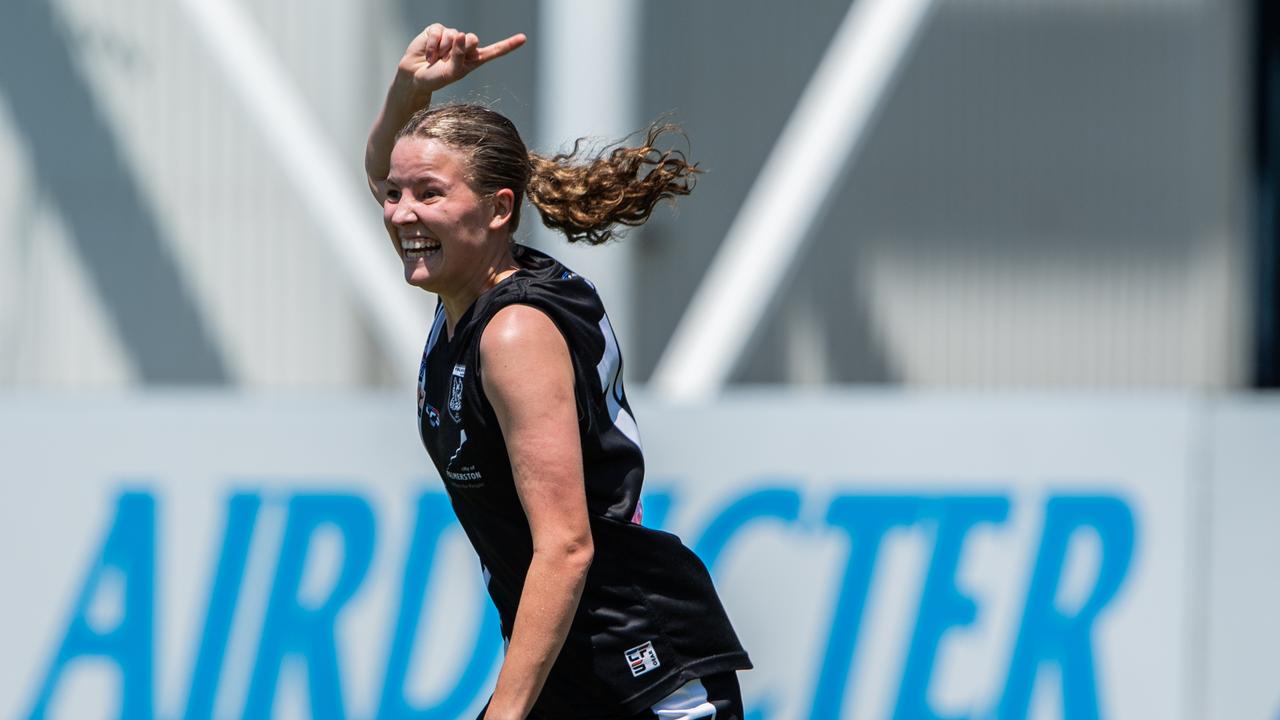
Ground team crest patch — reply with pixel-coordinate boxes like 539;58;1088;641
448;364;465;422
624;641;660;677
424;404;440;428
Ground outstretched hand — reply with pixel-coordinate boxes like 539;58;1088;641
399;24;526;94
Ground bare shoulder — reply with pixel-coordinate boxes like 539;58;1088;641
480;304;566;356
479;305;572;400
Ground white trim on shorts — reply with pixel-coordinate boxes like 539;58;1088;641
647;678;717;719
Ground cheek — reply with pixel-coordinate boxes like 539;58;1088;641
433;209;476;243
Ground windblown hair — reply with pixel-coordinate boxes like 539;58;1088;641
395;103;700;245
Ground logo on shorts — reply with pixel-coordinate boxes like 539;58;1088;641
448;364;465;422
624;641;660;677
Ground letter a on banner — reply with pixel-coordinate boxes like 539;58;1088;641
27;492;156;720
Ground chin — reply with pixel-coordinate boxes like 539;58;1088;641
403;260;435;290
405;272;436;291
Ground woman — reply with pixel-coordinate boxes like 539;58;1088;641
365;25;751;720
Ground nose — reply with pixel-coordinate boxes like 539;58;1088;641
389;199;418;226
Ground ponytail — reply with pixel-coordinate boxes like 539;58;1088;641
526;124;702;245
397;105;700;244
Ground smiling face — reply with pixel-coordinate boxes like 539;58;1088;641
383;137;509;296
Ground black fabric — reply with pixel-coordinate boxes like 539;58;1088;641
419;244;751;719
481;672;745;720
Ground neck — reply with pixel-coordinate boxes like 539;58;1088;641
441;243;520;336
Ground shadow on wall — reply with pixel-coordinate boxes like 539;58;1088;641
0;0;227;383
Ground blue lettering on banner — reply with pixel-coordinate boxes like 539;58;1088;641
185;492;260;719
997;496;1136;720
377;492;502;720
25;485;1138;720
243;494;376;719
895;496;1011;720
28;491;155;720
692;486;803;571
811;496;924;718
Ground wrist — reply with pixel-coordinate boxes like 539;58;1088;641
483;706;524;720
389;67;436;106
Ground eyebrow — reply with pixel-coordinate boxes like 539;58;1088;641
385;171;448;187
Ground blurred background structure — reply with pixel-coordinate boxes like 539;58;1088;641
3;1;1280;719
0;0;1271;392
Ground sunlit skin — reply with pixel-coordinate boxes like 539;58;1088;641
382;136;518;335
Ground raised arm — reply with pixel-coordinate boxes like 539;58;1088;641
479;305;593;720
365;24;526;198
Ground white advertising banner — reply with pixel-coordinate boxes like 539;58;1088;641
0;394;1200;719
1206;400;1280;720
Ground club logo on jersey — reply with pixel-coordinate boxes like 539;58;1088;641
445;428;483;486
448;364;465;423
424;404;440;429
624;641;660;677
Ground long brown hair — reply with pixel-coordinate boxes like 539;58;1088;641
396;104;700;244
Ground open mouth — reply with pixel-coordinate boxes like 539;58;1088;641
400;236;441;260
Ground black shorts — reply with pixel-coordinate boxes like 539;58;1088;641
476;672;745;720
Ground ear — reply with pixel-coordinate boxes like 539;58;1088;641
488;188;516;231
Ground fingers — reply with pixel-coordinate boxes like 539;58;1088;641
464;33;480;63
422;24;444;64
412;24;525;67
476;33;527;64
423;26;465;65
449;29;467;61
437;27;461;62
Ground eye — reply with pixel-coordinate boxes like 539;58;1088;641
385;188;402;202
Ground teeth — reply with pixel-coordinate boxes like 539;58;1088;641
400;237;440;253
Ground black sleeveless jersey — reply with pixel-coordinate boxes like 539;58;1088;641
415;244;751;719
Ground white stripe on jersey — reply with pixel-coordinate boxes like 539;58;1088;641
595;311;642;450
418;305;448;442
649;678;717;719
424;304;446;360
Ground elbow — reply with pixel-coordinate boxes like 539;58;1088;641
566;537;594;573
536;536;594;575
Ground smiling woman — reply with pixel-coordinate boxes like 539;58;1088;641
383;134;510;301
365;23;751;720
378;101;698;327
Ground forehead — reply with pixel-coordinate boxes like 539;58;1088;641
387;137;470;184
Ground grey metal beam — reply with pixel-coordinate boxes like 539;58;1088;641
651;0;937;401
0;0;228;384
